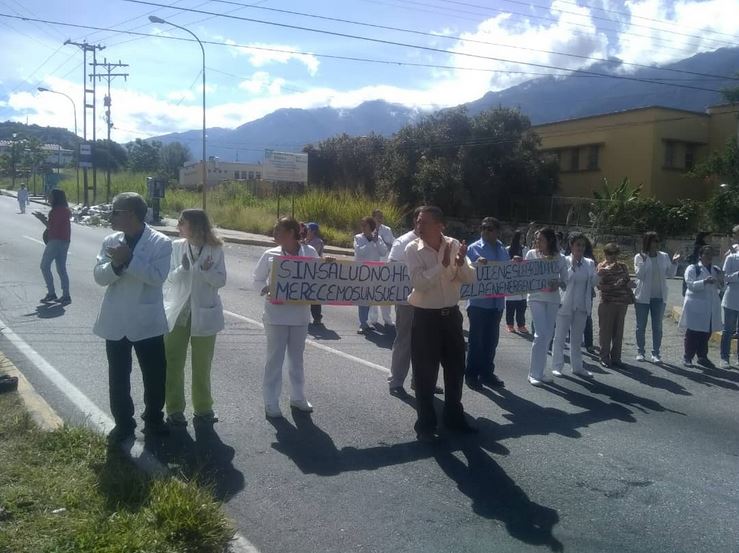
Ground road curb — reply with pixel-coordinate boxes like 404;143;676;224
0;351;63;431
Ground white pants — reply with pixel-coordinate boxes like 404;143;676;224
529;301;559;380
553;310;589;372
263;324;308;407
368;305;393;325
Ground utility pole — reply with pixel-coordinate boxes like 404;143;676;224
64;39;104;206
91;58;129;203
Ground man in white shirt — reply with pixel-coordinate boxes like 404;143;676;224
371;209;395;327
405;206;477;442
354;216;388;333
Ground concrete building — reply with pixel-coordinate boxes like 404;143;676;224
0;140;74;168
178;159;263;188
534;104;738;201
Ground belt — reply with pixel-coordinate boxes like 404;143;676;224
414;305;459;316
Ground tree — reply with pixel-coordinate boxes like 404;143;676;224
159;141;192;180
93;139;128;172
126;138;161;172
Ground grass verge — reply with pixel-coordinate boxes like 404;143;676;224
0;391;234;553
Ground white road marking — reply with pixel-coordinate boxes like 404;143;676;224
224;310;391;375
22;235;45;245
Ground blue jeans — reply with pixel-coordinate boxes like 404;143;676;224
40;239;70;297
635;299;665;356
465;306;503;380
721;307;739;361
358;306;370;326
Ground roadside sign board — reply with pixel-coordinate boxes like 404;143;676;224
264;150;308;183
79;143;92;168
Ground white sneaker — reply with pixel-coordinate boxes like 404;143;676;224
573;369;593;378
650;354;662;364
265;404;283;418
636;354;645;362
528;376;543;386
552;369;564;377
290;399;314;413
720;359;731;369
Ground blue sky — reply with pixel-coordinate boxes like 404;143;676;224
0;0;737;142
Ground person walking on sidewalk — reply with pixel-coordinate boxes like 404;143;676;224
721;245;739;368
505;230;529;333
303;222;325;326
596;243;635;368
93;192;172;442
405;206;477;442
465;217;509;390
370;209;395;327
633;231;680;364
253;217;319;419
162;209;226;426
17;183;29;213
680;245;723;368
526;228;568;386
552;232;597;378
33;189;71;305
354;216;388;334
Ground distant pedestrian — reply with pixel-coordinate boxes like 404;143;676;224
253;217;319;418
596;243;635;368
303;222;325;326
354;216;388;333
720;244;739;368
33;189;71;305
683;231;711;296
633;231;680;364
505;230;529;333
582;236;596;353
680;245;723;368
723;224;739;260
406;206;477;442
552;232;597;378
17;183;29;213
371;209;395;327
465;216;509;390
526;228;568;386
93;192;172;442
162;209;226;426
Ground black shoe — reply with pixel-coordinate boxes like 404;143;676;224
40;293;58;303
446;420;479;434
107;425;135;443
142;421;170;436
389;386;410;399
58;295;71;306
416;430;439;443
481;374;505;388
697;357;714;368
465;376;483;391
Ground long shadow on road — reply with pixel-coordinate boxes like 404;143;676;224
659;362;739;391
268;410;563;551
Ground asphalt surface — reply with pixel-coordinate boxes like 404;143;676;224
1;194;738;553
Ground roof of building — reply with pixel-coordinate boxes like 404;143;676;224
0;140;73;151
532;105;709;128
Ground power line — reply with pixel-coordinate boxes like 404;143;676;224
207;0;739;82
120;0;733;92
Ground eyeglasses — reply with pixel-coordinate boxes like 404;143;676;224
111;209;130;216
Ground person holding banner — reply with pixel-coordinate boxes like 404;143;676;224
405;206;477;442
254;217;320;419
303;222;325;326
505;230;529;334
465;217;509;390
526;228;568;386
371;209;396;328
354;216;388;334
552;232;598;378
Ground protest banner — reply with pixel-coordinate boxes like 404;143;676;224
269;256;562;306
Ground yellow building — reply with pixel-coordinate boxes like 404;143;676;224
534;104;738;201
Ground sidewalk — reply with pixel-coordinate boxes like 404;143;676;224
0;189;353;256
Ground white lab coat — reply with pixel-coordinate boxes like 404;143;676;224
679;262;723;332
93;226;172;342
633;251;678;304
162;239;226;336
377;224;395;257
721;252;739;311
354;233;388;262
558;255;598;314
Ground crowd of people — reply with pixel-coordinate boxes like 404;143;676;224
18;189;739;443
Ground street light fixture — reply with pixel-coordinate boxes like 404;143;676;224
38;87;80;204
149;15;207;210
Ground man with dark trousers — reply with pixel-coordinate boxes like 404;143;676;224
93;192;172;442
465;217;509;390
405;206;477;442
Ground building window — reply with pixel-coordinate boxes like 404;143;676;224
569;148;579;172
587;145;599;170
664;142;675;168
248;171;254;180
685;145;695;171
234;171;239;179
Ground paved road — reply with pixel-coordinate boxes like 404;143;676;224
1;194;738;553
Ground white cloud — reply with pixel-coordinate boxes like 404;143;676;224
223;40;320;76
238;71;285;95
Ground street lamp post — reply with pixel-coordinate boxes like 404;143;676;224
38;87;80;205
149;16;207;211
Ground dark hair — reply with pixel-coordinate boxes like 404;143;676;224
417;205;444;224
112;192;148;222
361;216;377;231
371;209;383;218
537;227;558;256
694;231;710;245
180;208;222;246
274;216;301;240
699;244;714;256
642;231;660;253
603;242;620;255
509;230;524;258
49;189;68;208
481;217;501;230
568;231;586;246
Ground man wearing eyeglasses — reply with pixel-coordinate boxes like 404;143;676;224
464;217;509;390
93;192;172;443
